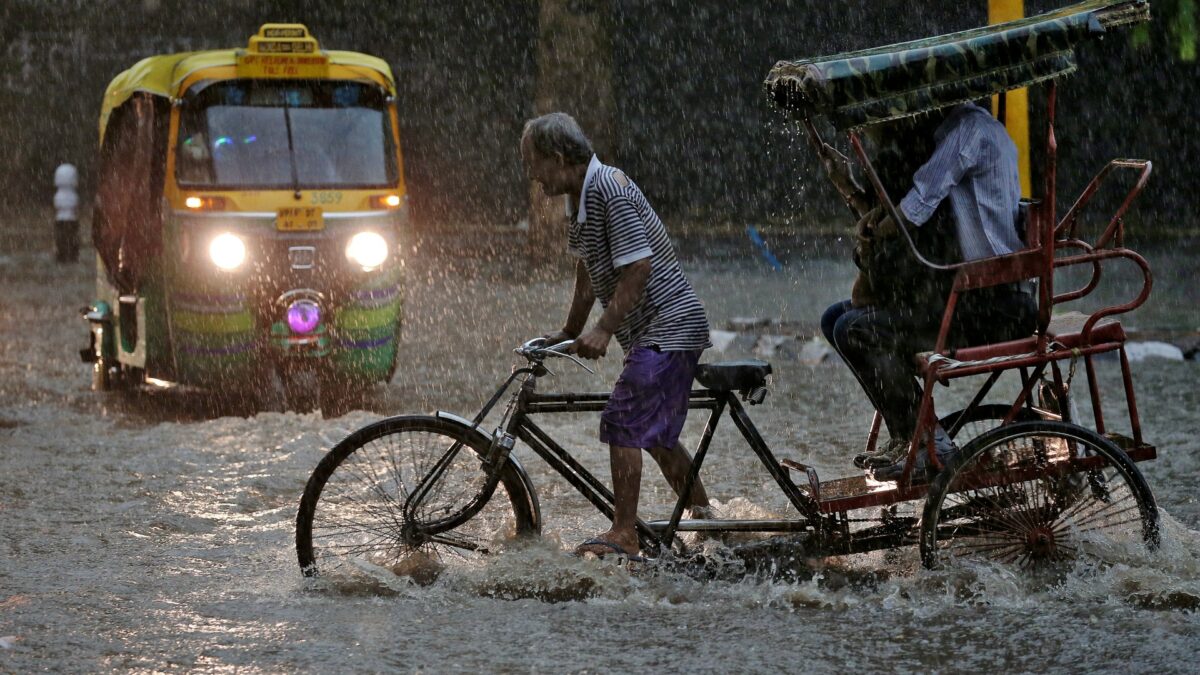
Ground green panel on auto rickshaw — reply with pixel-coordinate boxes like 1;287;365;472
329;268;404;377
166;269;260;386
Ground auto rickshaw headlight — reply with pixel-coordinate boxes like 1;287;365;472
346;231;388;271
209;232;247;270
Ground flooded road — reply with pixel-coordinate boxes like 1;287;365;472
2;234;1199;672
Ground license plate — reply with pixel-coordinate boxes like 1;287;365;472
276;207;324;231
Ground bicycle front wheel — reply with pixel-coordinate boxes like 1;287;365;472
296;415;540;578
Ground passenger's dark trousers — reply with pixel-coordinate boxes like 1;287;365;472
821;287;1036;440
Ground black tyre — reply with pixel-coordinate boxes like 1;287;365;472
296;415;540;578
318;381;351;419
282;369;319;413
120;365;146;388
920;420;1159;570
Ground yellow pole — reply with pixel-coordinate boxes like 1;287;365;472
989;0;1032;197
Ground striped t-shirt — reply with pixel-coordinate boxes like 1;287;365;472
569;156;711;353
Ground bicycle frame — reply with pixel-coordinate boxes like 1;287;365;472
406;358;825;556
518;386;824;555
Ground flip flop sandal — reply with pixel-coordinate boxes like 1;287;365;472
574;537;646;563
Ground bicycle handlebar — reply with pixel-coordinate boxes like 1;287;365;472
514;337;595;374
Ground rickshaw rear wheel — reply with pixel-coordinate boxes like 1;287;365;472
920;420;1159;571
296;415;540;580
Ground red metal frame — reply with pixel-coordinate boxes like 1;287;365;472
825;80;1156;502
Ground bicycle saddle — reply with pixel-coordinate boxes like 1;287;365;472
695;359;772;391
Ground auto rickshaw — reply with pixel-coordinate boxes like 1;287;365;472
82;24;408;415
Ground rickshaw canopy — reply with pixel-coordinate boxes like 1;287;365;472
99;24;396;141
765;0;1150;130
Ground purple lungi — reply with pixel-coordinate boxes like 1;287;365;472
599;346;703;449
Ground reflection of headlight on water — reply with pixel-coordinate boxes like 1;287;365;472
346;231;388;270
209;232;246;270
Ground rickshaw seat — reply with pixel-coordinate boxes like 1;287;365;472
696;360;772;391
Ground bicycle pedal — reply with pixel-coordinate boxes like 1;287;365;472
780;459;821;503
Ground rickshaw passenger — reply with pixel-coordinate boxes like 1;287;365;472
822;102;1037;481
521;112;714;559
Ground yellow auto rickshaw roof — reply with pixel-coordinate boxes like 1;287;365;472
99;43;395;139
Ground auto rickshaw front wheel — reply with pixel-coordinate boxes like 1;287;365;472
282;369;320;414
318;382;352;419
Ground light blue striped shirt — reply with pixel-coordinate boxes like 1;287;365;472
899;103;1024;261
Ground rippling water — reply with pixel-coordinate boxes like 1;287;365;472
1;237;1198;672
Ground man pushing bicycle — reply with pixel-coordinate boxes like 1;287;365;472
520;112;714;560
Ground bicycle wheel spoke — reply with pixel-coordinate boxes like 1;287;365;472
1058;514;1145;539
383;437;411;502
328;489;407;533
344;454;405;513
321;532;400;556
948;537;1022;552
313;516;400;539
330;460;403;527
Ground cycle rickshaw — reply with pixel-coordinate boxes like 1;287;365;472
296;0;1161;577
82;24;408;415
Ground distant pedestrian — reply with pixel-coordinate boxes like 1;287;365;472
53;164;80;263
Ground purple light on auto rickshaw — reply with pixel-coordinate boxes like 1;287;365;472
287;300;321;334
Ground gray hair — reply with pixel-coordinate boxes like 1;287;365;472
522;112;594;165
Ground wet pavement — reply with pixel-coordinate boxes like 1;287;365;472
1;234;1198;672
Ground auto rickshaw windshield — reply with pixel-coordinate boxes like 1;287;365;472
175;79;398;190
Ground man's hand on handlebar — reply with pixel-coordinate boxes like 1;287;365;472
571;327;612;360
541;329;577;346
517;334;596;373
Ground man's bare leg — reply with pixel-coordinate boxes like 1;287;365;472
647;442;711;516
576;445;642;556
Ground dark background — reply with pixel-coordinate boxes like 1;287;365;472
1;0;1194;239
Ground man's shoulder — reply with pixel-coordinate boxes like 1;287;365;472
955;103;1006;134
939;104;1010;153
590;164;635;197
